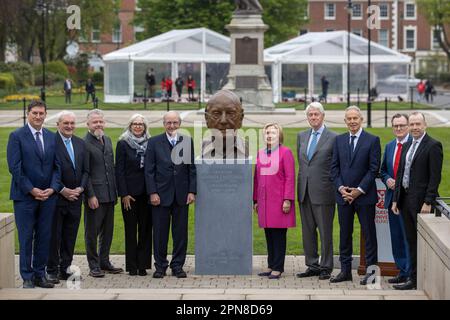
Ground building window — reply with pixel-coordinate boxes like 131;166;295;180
91;23;101;43
352;29;362;37
404;27;416;51
379;3;389;19
378;29;389;47
324;3;335;20
352;3;362;19
432;28;442;50
112;22;122;43
404;3;416;20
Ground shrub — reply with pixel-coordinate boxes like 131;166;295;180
0;62;34;88
0;72;16;93
34;72;65;86
46;60;69;78
92;71;103;84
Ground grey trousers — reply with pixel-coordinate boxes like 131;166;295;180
299;193;335;272
84;202;115;270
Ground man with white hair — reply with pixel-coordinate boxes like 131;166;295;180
331;106;381;285
47;111;88;283
84;109;122;277
296;102;337;280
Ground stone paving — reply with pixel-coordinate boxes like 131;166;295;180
1;255;428;300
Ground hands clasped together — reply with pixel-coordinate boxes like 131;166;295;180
339;186;362;204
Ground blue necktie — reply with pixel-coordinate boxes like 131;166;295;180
65;139;76;168
350;135;356;157
307;131;319;161
171;139;176;147
35;132;44;157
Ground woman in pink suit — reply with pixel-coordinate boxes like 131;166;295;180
254;123;296;279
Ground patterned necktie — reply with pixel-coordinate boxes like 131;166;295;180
307;131;319;161
171;139;176;147
393;142;403;179
65;138;76;168
35;132;44;157
402;140;418;189
349;135;356;157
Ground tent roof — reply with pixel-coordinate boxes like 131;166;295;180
103;28;231;63
264;31;412;64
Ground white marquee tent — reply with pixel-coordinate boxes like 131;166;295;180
264;31;413;102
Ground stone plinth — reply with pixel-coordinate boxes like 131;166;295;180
0;213;15;288
223;14;274;111
417;214;450;300
194;159;253;275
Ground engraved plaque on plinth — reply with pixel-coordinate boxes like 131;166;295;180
236;76;258;89
194;159;253;275
235;37;258;64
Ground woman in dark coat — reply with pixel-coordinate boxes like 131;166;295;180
116;114;152;276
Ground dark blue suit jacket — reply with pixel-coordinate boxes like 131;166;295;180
145;133;196;207
7;125;60;201
331;130;381;205
380;136;412;209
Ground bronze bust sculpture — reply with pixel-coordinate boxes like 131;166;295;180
203;90;248;159
234;0;263;14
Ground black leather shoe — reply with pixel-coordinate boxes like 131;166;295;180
34;277;55;288
138;269;147;276
268;272;282;279
393;279;416;290
360;272;376;285
89;268;105;278
388;275;408;284
23;279;35;289
58;271;71;280
258;271;272;277
129;270;137;276
46;273;60;284
153;270;166;279
296;268;321;278
330;272;353;283
101;264;124;274
319;270;331;280
172;269;187;278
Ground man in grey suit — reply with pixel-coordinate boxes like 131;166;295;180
84;109;123;277
296;102;337;280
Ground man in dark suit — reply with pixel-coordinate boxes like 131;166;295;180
145;111;196;279
380;114;412;285
392;112;443;290
63;78;72;104
331;106;381;285
47;111;88;283
84;109;123;277
296;102;337;280
7;100;60;288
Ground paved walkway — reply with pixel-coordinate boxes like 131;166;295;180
0;109;449;128
0;255;428;300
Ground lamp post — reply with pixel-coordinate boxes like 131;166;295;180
346;0;353;107
367;0;372;127
36;0;46;102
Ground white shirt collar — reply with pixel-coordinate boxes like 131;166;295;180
349;127;363;138
413;132;426;144
396;134;410;144
27;123;42;136
166;132;178;142
311;124;325;135
58;131;72;142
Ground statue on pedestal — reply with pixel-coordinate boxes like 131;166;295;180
234;0;263;14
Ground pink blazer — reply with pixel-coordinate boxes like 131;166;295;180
253;145;296;228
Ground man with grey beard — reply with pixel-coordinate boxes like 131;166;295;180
84;109;123;277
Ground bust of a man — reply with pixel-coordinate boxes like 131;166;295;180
203;90;248;159
234;0;263;14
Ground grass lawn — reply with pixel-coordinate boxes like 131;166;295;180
0;90;432;111
1;126;449;255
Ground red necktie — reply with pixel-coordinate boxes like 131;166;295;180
393;142;402;179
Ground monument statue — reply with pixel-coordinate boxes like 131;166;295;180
234;0;263;13
202;90;248;159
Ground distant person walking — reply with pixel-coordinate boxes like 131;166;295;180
85;78;96;104
165;77;173;99
63;78;73;104
424;80;434;103
160;77;167;100
145;68;156;102
320;76;329;103
416;80;425;103
175;76;184;100
187;75;196;101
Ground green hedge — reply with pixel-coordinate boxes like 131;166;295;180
0;62;34;88
34;60;69;80
0;72;16;93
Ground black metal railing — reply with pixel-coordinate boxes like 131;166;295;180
435;197;450;219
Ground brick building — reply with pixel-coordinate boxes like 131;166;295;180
303;0;449;74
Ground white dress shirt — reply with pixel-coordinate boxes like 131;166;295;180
28;123;44;152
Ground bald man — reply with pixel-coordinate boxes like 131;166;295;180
145;111;197;278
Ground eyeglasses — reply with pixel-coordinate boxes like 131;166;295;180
393;124;408;129
131;123;145;127
165;121;180;126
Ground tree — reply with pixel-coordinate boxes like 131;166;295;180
417;0;450;65
133;0;308;47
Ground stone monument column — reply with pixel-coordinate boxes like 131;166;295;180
222;1;274;111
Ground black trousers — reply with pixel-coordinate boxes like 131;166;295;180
338;203;378;274
264;228;287;273
47;204;82;275
400;190;420;281
84;202;115;270
122;195;152;271
152;202;188;272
